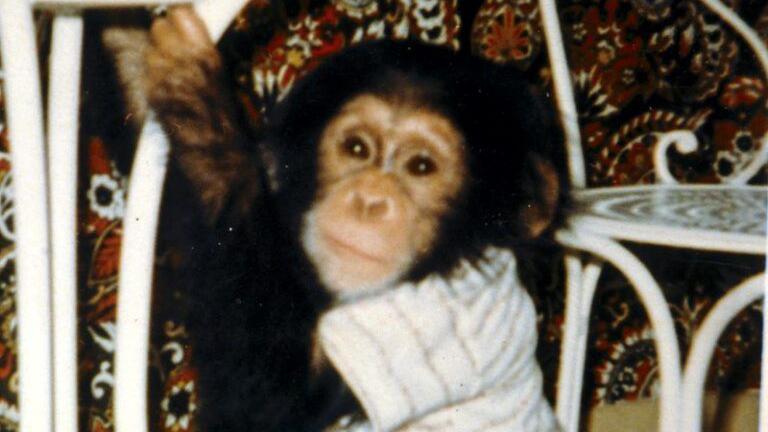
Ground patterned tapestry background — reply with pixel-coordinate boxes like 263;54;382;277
0;0;766;430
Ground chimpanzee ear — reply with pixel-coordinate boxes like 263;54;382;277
520;155;561;238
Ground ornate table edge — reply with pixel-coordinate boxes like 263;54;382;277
567;184;768;255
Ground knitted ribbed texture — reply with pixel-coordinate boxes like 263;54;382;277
319;248;559;432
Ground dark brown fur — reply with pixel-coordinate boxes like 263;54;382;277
102;7;567;431
105;9;260;223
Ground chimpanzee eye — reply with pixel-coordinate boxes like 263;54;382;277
341;136;370;160
406;155;437;176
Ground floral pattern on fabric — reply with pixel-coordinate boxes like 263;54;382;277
554;0;768;185
158;346;198;432
231;0;460;125
0;126;19;432
79;137;123;432
77;137;201;432
471;0;542;68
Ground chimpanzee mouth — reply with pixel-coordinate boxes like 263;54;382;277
322;232;389;265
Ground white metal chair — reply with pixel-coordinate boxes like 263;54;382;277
0;1;765;432
540;0;768;431
0;2;246;431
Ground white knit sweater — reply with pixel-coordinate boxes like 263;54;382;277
319;248;559;432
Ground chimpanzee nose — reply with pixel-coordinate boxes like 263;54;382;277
349;191;393;221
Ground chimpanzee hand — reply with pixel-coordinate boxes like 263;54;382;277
146;6;224;148
144;6;259;223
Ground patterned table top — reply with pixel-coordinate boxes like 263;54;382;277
568;185;768;255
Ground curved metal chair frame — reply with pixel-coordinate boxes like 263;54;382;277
0;2;247;432
0;1;765;431
541;0;768;431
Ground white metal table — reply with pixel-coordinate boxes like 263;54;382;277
538;0;768;428
570;186;766;255
555;186;767;432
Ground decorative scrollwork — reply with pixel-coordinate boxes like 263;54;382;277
650;0;768;185
653;130;700;185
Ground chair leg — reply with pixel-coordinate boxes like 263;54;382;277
680;273;763;432
556;254;582;430
112;4;251;432
115;116;171;432
569;261;602;430
0;3;54;432
48;13;84;432
557;254;602;432
557;229;682;432
762;272;768;432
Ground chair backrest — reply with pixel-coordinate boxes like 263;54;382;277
540;0;768;188
0;2;248;432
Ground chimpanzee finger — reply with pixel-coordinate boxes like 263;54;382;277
148;15;178;51
167;6;214;51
